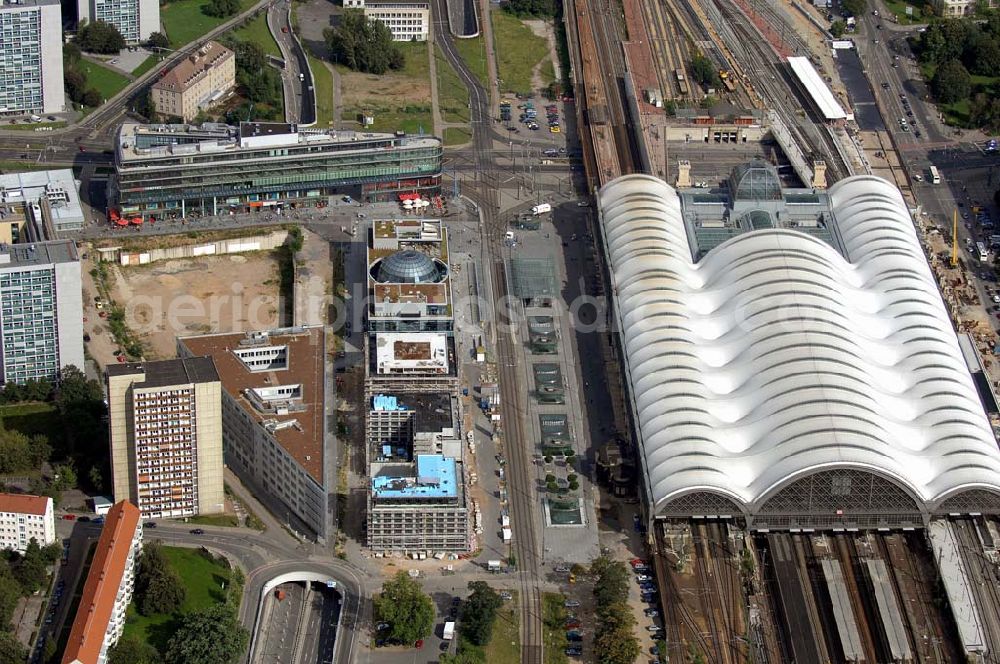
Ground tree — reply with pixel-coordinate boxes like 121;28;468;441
968;35;1000;76
13;539;48;595
373;571;434;645
841;0;866;15
459;582;502;646
204;0;240;17
932;59;972;103
324;11;404;75
594;623;640;664
108;636;160;664
503;0;555;17
164;605;249;664
0;632;26;664
77;20;125;54
830;20;846;38
689;54;719;88
40;542;62;566
136;541;185;616
971;92;1000;131
0;572;22;627
590;556;629;607
148;31;169;50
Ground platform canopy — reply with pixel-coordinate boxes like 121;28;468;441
787;56;848;121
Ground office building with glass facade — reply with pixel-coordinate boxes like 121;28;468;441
111;122;443;217
0;0;63;115
77;0;158;43
0;241;83;384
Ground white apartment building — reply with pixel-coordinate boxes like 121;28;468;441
62;501;142;664
0;241;84;385
0;493;54;553
343;0;429;41
77;0;158;44
0;0;63;115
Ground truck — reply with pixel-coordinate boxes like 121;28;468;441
502;527;512;543
487;559;502;572
531;203;552;216
443;621;456;640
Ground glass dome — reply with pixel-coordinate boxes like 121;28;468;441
729;159;783;202
376;250;444;283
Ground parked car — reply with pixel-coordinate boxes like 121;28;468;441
190;528;205;535
565;647;582;657
636;574;652;582
564;599;580;608
143;521;157;528
644;608;660;617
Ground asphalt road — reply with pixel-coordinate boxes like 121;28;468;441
269;0;316;125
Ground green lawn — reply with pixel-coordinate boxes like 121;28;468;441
881;0;929;23
305;51;335;126
80;61;131;101
436;46;470;124
188;513;240;527
3;121;67;131
133;54;164;78
0;161;56;173
161;0;258;48
0;402;65;452
541;593;569;664
484;593;521;664
361;106;433;134
453;36;490;90
444;127;472;145
491;10;550;95
122;546;239;652
232;13;281;58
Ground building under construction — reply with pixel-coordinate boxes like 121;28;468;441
362;219;469;554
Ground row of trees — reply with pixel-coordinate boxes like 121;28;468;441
64;44;104;109
0;539;63;662
324;11;405;75
504;0;556;17
590;556;641;664
135;542;186;616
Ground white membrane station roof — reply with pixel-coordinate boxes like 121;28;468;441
598;173;1000;527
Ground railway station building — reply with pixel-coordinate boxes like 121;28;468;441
111;122;442;217
597;161;1000;532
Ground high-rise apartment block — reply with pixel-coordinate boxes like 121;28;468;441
151;41;236;122
107;358;225;519
62;501;142;664
77;0;158;44
0;240;83;384
0;0;63;114
0;493;54;553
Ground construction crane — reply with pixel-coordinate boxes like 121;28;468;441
952;209;959;267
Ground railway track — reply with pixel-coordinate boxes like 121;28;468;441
952;518;1000;663
430;2;544;660
706;0;849;181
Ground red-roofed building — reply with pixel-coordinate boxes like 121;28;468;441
62;501;142;664
0;493;54;553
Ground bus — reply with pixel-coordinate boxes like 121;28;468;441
977;241;989;262
929;165;941;184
